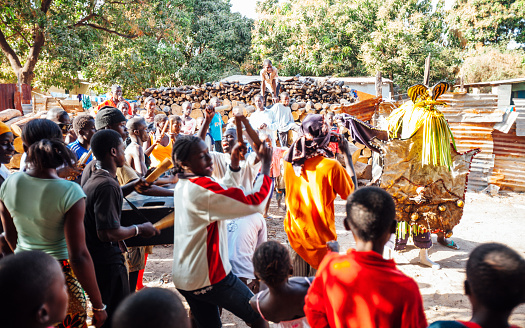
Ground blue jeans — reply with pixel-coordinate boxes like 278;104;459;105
177;272;261;328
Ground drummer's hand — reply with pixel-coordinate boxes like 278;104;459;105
138;222;160;238
92;310;107;328
133;178;152;193
58;165;82;180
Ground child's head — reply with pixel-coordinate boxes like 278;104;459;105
253;241;292;287
95;107;128;140
111;84;123;100
0;122;15;164
182;101;192;117
154;113;168;131
169;115;182;135
126;117;148;143
91;130;126;167
172;135;212;176
144;97;156;114
325;112;335;127
345;186;396;244
254;94;264;109
72;115;96;145
465;243;525;313
117;101;130;116
210;97;221;109
112;288;190;328
26;139;76;171
22;119;63;152
280;92;290;106
222;127;237;154
0;251;68;328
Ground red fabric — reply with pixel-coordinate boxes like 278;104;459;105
304;249;428;328
96;98;132;115
190;175;271;206
206;222;227;285
136;253;148;290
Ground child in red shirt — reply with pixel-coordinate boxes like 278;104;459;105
304;186;427;328
428;243;525;328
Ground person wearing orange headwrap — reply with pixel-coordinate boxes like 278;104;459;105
0;122;15;186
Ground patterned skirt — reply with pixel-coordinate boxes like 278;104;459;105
55;260;88;328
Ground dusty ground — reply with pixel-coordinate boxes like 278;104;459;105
142;191;525;327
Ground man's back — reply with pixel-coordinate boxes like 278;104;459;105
284;155;353;268
304;250;427;328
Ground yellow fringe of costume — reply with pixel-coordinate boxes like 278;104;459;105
386;82;456;169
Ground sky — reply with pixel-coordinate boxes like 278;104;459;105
230;0;258;19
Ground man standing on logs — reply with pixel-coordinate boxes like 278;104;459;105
260;59;279;105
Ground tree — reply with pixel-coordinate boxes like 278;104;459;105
0;0;253;96
250;0;461;91
447;0;525;47
458;46;525;83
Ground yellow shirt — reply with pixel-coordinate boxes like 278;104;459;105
284;156;354;269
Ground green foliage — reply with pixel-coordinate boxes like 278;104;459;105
250;0;461;91
458;46;525;83
0;0;253;97
447;0;525;46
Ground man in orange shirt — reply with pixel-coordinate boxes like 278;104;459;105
283;114;355;274
304;187;428;328
97;85;132;115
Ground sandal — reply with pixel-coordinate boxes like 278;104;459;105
438;238;460;250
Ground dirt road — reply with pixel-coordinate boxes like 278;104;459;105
143;191;525;327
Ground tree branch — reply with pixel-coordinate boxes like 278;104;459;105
72;13;98;27
0;27;22;73
77;23;138;39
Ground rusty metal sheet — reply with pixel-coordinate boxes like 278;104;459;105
0;84;31;111
492;126;525;191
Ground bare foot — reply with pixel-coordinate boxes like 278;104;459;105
419;249;441;269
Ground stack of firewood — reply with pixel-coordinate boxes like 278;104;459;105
139;76;362;123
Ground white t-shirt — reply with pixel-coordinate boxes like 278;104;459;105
249;110;277;147
226;213;267;279
210;151;260;191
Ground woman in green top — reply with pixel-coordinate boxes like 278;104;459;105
0;119;107;328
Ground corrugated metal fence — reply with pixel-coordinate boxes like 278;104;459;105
0;84;31;111
438;93;525;192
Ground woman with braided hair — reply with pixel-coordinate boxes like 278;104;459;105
250;241;312;328
171;135;273;328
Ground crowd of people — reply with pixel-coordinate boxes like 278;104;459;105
0;66;524;328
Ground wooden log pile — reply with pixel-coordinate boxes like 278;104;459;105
139;76;363;124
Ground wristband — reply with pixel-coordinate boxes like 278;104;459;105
229;164;241;172
133;225;139;237
93;304;107;312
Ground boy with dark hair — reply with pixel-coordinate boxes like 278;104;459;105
83;130;160;328
304;186;427;328
112;288;190;328
429;243;525;328
125;117;149;176
69;114;96;165
271;92;299;147
0;250;69;328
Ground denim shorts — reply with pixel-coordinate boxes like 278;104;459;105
177;272;261;328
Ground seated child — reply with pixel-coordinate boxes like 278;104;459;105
0;250;68;328
112;288;190;328
428;243;525;328
250;241;313;327
304;186;427;328
68;114;96;165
